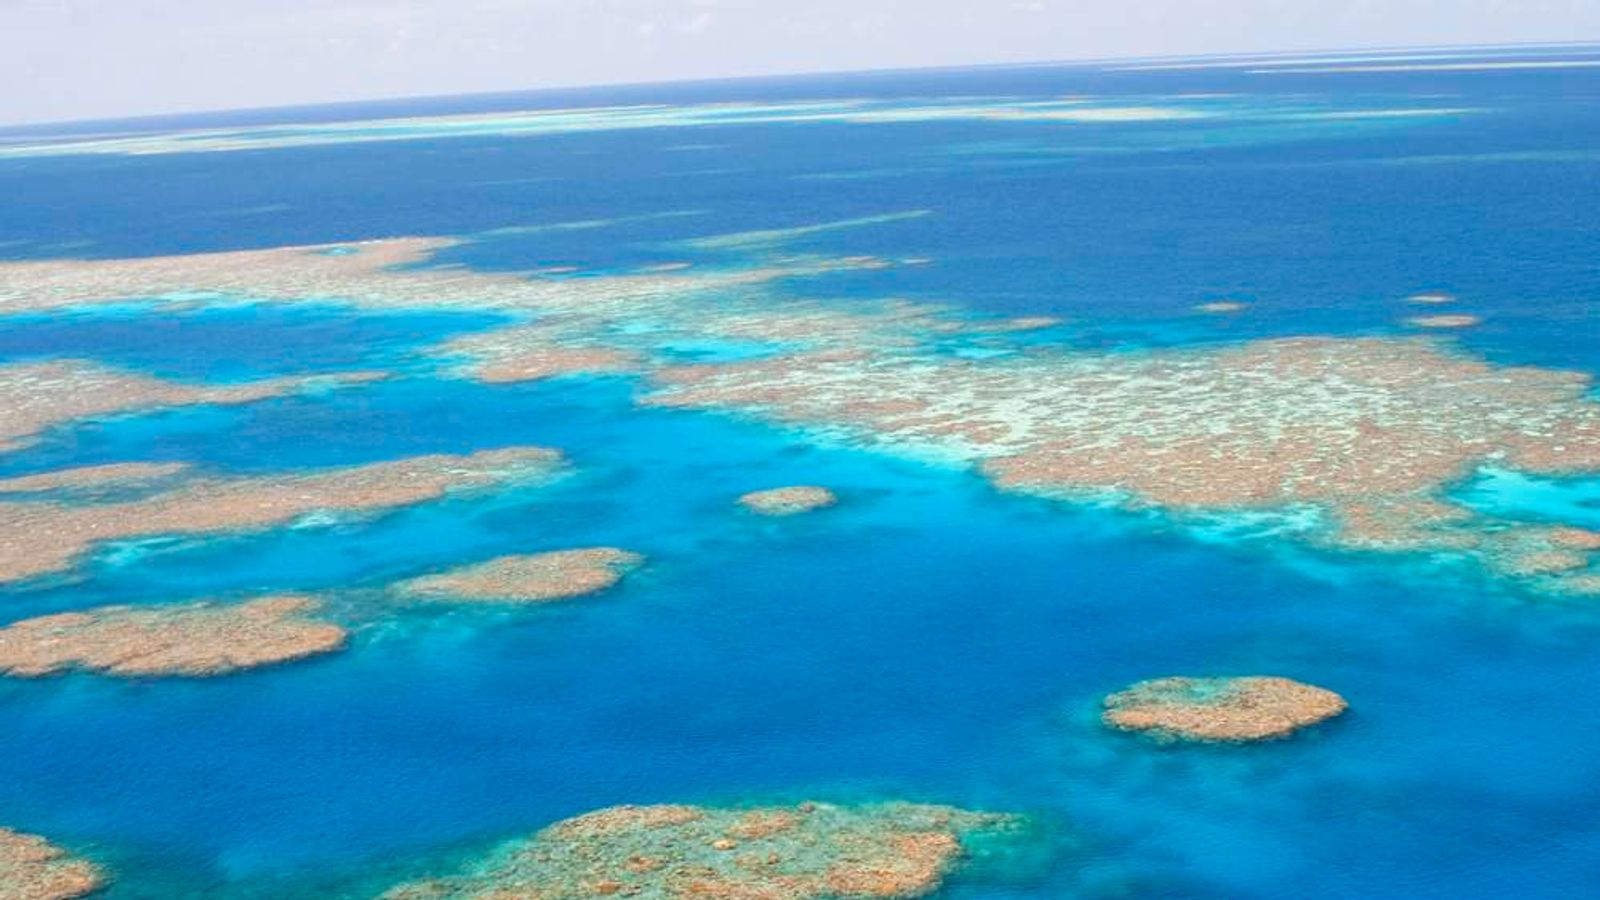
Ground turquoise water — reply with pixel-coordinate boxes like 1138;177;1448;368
2;48;1600;898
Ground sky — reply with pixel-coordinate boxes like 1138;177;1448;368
3;0;1600;125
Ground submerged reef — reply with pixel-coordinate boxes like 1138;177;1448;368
738;487;839;516
434;324;638;383
381;801;1017;900
1103;676;1348;742
0;359;376;452
396;549;644;603
0;461;188;494
0;828;103;899
0;448;562;583
5;238;1600;594
0;595;346;678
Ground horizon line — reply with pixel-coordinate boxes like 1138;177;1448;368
4;37;1597;134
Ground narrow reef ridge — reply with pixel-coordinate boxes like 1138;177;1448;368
0;828;103;900
0;359;381;452
396;549;644;603
1103;676;1348;742
0;462;189;494
0;595;347;678
381;801;1018;900
0;447;562;583
738;486;839;516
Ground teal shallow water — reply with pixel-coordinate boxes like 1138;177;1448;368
1;50;1599;898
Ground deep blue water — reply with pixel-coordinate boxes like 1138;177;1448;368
2;49;1600;898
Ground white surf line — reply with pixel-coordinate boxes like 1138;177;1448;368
1107;50;1595;72
1251;60;1600;74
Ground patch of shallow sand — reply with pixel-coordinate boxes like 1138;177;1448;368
1104;676;1347;742
0;447;562;583
380;801;1019;900
1406;314;1480;329
738;486;839;516
396;549;643;603
0;595;346;678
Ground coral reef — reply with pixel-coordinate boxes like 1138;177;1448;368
396;549;643;603
0;595;346;678
0;448;562;583
0;828;104;900
434;324;638;383
738;487;839;516
1103;676;1348;742
381;801;1017;900
0;462;188;494
4;237;1598;594
0;360;377;452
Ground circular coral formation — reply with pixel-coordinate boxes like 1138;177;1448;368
395;548;644;603
0;595;347;678
738;486;838;516
381;801;1017;900
1103;676;1347;742
0;828;104;899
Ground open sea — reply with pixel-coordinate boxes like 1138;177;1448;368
1;46;1599;898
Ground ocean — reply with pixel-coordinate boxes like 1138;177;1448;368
1;46;1599;898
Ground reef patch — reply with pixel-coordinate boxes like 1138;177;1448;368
0;359;378;452
396;549;643;603
0;595;347;678
1103;676;1348;742
738;486;839;516
380;801;1017;900
0;828;104;899
0;447;563;583
0;461;189;494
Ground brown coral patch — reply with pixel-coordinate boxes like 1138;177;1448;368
0;595;346;678
1104;676;1347;742
396;549;643;603
0;828;104;899
380;802;1015;900
738;487;838;516
0;447;562;583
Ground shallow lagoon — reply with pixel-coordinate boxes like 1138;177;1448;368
1;48;1600;899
